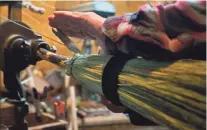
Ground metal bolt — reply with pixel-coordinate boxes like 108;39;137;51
50;45;57;53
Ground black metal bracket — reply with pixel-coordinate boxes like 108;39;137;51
3;36;50;99
2;34;52;130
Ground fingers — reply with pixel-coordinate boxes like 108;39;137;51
48;12;69;25
52;11;80;22
48;11;98;40
48;14;56;27
48;14;55;21
48;11;79;29
168;34;193;52
53;11;73;16
48;21;57;28
48;15;68;25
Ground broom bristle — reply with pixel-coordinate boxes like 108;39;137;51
37;49;206;130
69;55;206;130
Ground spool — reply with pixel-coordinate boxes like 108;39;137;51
0;21;40;71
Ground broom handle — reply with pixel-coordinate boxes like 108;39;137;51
37;48;104;95
37;48;105;96
37;48;69;68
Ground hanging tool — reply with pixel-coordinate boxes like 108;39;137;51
0;1;45;14
21;1;45;14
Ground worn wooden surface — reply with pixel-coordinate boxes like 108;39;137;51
0;103;15;126
8;4;22;20
0;5;8;89
79;125;169;130
28;113;169;130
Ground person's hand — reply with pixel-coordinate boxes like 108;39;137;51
48;11;106;41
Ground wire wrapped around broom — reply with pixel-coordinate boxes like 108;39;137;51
37;48;69;68
37;48;206;130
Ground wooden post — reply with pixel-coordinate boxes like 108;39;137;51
8;2;22;21
0;71;4;95
70;86;78;130
0;5;8;91
65;75;78;130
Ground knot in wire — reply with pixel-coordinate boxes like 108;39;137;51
66;54;82;77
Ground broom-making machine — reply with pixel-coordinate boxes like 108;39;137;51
0;20;56;130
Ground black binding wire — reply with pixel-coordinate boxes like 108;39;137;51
102;50;134;106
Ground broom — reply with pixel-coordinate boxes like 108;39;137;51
37;48;206;130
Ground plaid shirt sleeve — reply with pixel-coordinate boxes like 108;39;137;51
102;0;206;53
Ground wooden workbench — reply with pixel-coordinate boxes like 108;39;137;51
0;102;15;126
28;113;170;130
0;103;170;130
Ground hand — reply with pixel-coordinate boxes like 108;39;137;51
48;11;106;41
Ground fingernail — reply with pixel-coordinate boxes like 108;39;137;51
48;15;55;21
49;22;56;27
